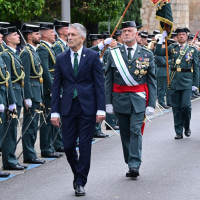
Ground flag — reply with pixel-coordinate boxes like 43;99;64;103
149;0;162;6
155;0;173;39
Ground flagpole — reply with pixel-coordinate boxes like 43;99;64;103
164;24;170;85
100;0;133;58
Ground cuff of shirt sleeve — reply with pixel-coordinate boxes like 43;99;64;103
98;42;105;51
96;110;106;116
51;113;60;118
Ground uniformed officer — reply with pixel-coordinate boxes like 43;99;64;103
1;26;27;170
53;19;70;55
0;28;10;177
171;32;178;43
106;21;157;177
140;33;148;47
37;22;63;157
19;24;45;164
155;28;199;139
155;41;171;109
0;22;10;52
88;33;109;138
114;30;123;46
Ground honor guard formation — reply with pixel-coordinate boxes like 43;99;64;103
0;18;200;197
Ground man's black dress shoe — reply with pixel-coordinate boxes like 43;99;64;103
94;132;109;138
0;171;10;177
41;152;61;158
167;104;172;107
19;164;28;169
4;164;25;170
191;96;195;100
55;146;65;152
106;125;119;130
184;129;191;137
174;134;183;139
73;175;77;190
161;105;170;109
75;185;85;196
24;158;45;164
126;168;139;177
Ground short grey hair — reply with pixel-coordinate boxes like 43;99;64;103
69;23;86;38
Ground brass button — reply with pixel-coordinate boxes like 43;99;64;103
31;84;33;86
129;66;131;68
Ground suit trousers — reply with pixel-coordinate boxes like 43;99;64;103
116;107;144;169
62;99;96;187
171;89;191;134
22;101;40;160
2;106;21;167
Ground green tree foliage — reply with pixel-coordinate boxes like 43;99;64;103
123;0;142;24
0;0;45;22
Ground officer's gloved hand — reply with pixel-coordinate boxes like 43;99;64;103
192;86;198;91
8;103;16;112
0;104;5;113
104;38;113;45
25;99;32;108
145;106;154;116
158;30;168;44
100;58;103;63
50;93;52;97
106;104;114;114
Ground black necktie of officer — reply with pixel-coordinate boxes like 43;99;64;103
127;47;133;60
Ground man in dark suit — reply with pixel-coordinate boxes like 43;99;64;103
51;23;105;196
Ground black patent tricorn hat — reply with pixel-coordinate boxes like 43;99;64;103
3;26;17;35
39;22;54;30
21;24;40;33
121;21;143;29
88;34;103;41
0;22;10;28
53;19;70;27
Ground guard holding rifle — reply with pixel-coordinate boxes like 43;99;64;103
1;27;26;170
20;24;45;164
155;28;199;139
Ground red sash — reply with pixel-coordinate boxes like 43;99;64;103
113;83;149;135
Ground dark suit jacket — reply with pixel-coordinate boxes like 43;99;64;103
51;46;105;116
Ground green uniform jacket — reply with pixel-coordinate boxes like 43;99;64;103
0;43;6;52
0;55;8;104
20;44;43;103
37;41;56;95
155;55;172;78
1;47;24;106
105;44;157;114
155;43;199;90
52;38;68;56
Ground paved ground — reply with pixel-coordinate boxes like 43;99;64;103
1;99;200;199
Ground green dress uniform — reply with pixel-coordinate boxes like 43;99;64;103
106;43;157;170
0;55;9;147
0;42;7;52
155;55;172;106
20;44;44;161
155;42;199;136
52;38;68;56
1;46;25;168
37;41;62;155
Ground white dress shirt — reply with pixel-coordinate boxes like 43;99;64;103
124;42;138;59
41;40;52;48
51;46;105;118
8;46;17;54
28;43;37;52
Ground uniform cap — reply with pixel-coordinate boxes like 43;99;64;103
102;34;110;39
148;34;155;38
175;27;190;33
21;24;40;33
3;26;17;35
88;34;103;41
39;22;54;30
141;33;148;39
0;22;10;28
171;32;177;38
114;29;122;36
147;38;153;43
53;19;70;27
0;28;8;35
140;30;148;35
153;30;161;35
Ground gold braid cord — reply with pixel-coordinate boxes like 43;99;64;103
53;41;64;53
38;43;56;64
4;50;25;83
19;47;43;78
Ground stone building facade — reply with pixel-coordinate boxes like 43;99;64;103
141;0;200;34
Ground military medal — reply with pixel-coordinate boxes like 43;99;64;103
134;70;139;75
176;59;181;64
140;69;144;75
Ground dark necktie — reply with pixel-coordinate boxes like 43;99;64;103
127;47;133;60
73;52;78;98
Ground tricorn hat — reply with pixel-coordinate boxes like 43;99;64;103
121;21;143;29
175;27;190;34
153;30;161;35
53;19;70;27
3;26;17;35
88;34;103;41
148;34;155;39
21;24;40;33
39;22;54;30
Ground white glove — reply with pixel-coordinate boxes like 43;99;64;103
104;38;113;45
98;42;105;50
106;104;114;114
50;93;52;97
8;103;16;112
192;86;198;91
158;30;167;44
25;99;32;108
0;104;5;112
145;106;155;116
60;95;62;98
100;58;103;63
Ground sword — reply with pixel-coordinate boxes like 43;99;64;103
50;122;62;148
37;108;51;131
16;103;43;146
103;120;119;135
0;109;18;148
